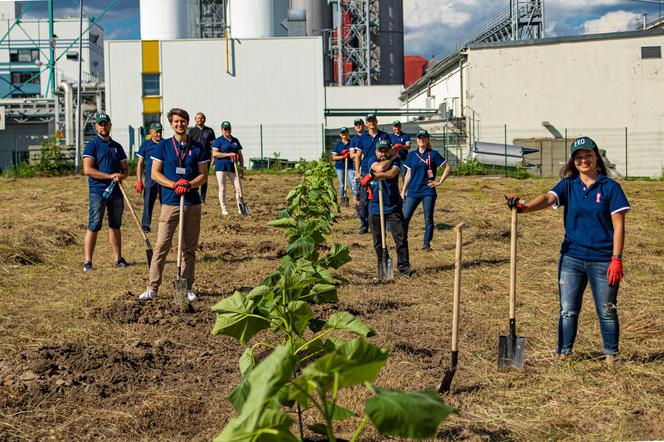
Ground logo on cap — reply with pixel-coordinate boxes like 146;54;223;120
377;138;391;150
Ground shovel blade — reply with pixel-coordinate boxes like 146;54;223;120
238;199;250;216
497;334;526;369
341;196;349;207
172;278;188;304
378;255;394;282
438;368;456;394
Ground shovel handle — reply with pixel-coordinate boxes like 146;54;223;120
233;160;244;198
343;157;348;193
377;180;386;249
510;208;518;321
118;183;152;246
451;223;465;352
176;195;185;278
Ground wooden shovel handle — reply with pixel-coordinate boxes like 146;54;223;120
118;183;151;245
176;195;185;276
509;208;518;321
233;160;244;198
451;222;465;352
377;180;386;249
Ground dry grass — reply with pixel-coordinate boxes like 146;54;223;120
1;174;663;441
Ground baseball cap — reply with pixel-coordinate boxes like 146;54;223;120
393;120;401;126
353;118;364;125
221;121;231;129
95;113;110;123
150;122;163;131
376;138;392;150
570;136;597;154
416;129;430;137
365;113;377;121
340;127;349;133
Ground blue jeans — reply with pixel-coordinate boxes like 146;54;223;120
557;255;619;355
88;193;123;232
335;168;356;198
402;194;437;247
141;184;161;231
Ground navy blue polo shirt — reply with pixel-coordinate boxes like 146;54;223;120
151;137;209;206
549;175;630;261
403;148;447;198
331;140;351;170
82;136;127;196
359;130;389;175
137;138;160;187
390;132;411;162
212;135;242;173
349;131;366;153
368;159;402;216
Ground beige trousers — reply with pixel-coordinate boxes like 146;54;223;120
215;171;240;211
147;203;202;291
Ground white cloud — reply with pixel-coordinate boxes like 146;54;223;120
582;10;639;34
548;0;622;10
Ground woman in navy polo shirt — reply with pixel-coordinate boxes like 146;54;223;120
212;121;243;216
401;130;451;252
331;127;354;203
506;136;630;364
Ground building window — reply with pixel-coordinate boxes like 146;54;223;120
143;113;161;130
66;51;79;61
641;46;661;59
142;74;160;96
11;71;40;85
9;48;39;63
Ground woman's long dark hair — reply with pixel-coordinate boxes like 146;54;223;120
559;146;608;178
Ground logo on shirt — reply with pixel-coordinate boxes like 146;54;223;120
596;193;601;204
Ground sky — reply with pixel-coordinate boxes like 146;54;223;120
18;0;664;59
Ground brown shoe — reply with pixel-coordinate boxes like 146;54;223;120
558;353;571;363
605;354;617;366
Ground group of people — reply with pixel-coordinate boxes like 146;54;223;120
331;114;451;276
81;107;630;363
331;117;629;363
81;109;245;302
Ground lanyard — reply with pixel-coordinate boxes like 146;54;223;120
171;137;189;167
415;150;431;169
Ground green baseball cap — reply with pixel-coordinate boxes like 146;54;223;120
150;122;163;131
416;129;429;137
376;138;392;150
340;127;349;133
365;113;377;121
393;120;401;126
353;118;364;125
221;121;231;129
570;136;597;154
95;113;110;123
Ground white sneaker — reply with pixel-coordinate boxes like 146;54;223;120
139;289;157;300
186;290;197;302
221;207;229;216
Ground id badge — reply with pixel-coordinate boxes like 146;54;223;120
427;169;434;178
176;167;186;175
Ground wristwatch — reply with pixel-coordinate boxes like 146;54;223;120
612;254;622;259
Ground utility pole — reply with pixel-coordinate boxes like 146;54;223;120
75;0;83;174
48;0;55;97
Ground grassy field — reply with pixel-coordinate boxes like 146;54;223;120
1;174;663;441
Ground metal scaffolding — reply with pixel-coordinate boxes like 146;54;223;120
198;0;225;39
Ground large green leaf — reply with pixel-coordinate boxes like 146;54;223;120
267;217;297;228
326;401;356;420
325;311;376;337
227;368;251;413
247;285;273;301
285;235;316;259
211;292;270;344
320;243;352;269
365;387;456;439
288;375;315;409
308;283;338;304
302;338;387;390
284;301;313;336
215;409;298;442
239;347;256;376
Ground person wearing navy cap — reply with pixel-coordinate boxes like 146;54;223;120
139;108;209;302
506;136;630;365
355;113;389;234
82;112;129;272
389;120;411;178
401;129;451;252
211;121;244;216
360;138;412;276
331;127;354;203
187;112;216;203
349;118;366;205
136;122;163;232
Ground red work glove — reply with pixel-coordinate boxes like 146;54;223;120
505;195;525;213
172;178;190;196
607;257;623;286
228;153;237;161
393;143;403;153
366;185;374;201
360;174;372;187
135;180;144;193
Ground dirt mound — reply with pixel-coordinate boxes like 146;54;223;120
90;291;208;326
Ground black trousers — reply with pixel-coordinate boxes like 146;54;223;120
357;185;370;231
200;163;211;202
369;211;410;272
141;184;160;231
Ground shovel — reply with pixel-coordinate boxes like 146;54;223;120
377;180;394;282
172;194;188;304
118;183;153;267
439;222;465;393
341;157;349;207
498;207;525;369
233;159;250;216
